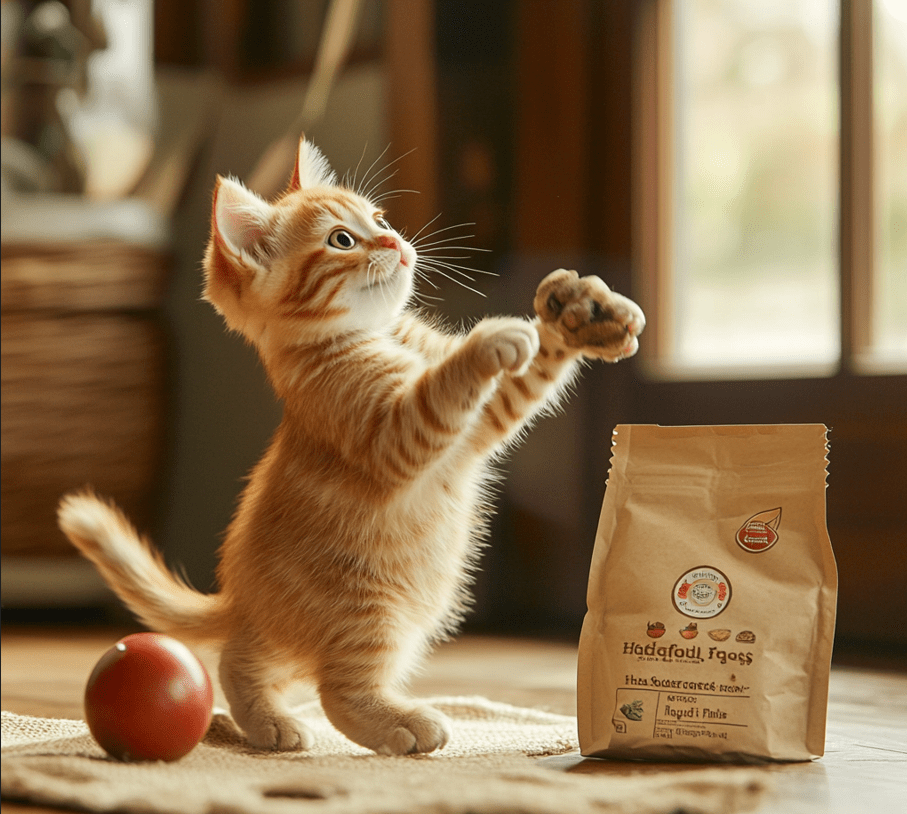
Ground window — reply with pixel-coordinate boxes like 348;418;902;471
875;0;907;365
637;0;907;378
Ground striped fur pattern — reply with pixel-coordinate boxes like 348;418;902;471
58;138;644;756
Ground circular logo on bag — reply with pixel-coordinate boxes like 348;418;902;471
672;566;731;619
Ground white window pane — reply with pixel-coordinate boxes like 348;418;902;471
674;0;839;370
875;0;907;366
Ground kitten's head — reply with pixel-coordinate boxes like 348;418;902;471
203;138;416;345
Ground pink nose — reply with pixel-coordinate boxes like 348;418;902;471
377;235;400;252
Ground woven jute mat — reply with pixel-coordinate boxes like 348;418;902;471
2;697;766;814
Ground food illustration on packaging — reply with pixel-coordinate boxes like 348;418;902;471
620;700;645;721
680;622;699;639
647;622;666;638
736;630;756;643
672;566;731;619
736;508;782;553
708;629;731;641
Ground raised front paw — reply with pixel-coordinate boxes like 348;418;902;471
533;269;645;362
468;317;540;377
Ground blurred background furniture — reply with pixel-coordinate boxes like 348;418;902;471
1;0;170;606
0;198;170;605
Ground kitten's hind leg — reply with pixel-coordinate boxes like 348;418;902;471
219;642;315;752
316;643;450;755
319;679;451;756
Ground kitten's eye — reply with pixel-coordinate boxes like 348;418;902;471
328;229;356;250
375;215;391;230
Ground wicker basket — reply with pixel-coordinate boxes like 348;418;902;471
1;239;169;562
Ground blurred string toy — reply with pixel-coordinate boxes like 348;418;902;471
247;0;365;198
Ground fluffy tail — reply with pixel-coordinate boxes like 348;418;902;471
58;490;226;644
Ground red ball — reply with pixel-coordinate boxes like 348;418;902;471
84;632;213;762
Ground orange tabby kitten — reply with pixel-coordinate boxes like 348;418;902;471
58;137;644;755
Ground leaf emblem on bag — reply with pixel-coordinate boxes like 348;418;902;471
736;508;781;553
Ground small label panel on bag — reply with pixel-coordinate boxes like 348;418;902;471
613;686;753;743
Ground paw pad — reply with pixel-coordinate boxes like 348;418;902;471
534;269;644;361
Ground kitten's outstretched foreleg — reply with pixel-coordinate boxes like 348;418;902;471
469;269;645;452
468;321;582;454
371;316;539;483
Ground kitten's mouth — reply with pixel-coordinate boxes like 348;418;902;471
365;274;392;290
363;247;413;291
364;263;406;291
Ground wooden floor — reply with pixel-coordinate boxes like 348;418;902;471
2;626;906;813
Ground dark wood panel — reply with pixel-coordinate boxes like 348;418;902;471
514;0;590;251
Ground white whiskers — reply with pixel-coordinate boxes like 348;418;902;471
342;147;499;301
410;221;496;299
348;145;418;204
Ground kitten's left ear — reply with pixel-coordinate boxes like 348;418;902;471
204;176;278;324
287;136;338;192
213;176;276;268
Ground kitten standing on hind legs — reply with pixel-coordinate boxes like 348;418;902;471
58;136;645;755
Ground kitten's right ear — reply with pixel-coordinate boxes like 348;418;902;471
288;136;338;192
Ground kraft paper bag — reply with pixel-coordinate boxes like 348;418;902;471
577;425;837;762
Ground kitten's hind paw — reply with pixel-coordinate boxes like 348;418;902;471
320;691;452;756
374;704;452;756
243;713;316;752
534;268;645;362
